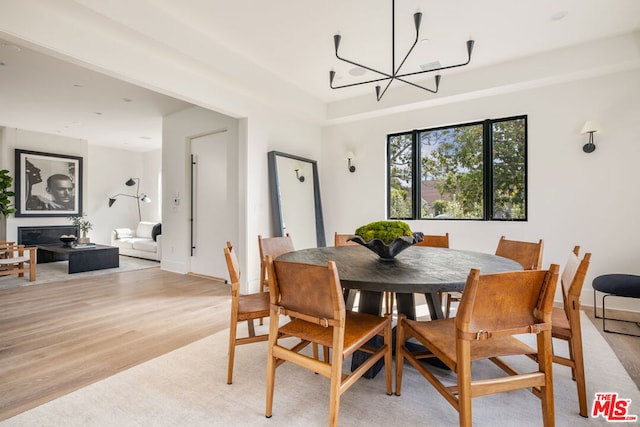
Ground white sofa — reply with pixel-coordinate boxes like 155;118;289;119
111;222;161;261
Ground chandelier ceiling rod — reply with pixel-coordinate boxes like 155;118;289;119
329;0;475;101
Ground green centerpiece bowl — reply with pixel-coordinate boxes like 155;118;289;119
348;235;417;260
348;220;423;260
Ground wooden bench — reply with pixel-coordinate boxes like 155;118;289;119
0;243;37;281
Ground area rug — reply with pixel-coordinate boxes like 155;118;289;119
0;256;159;290
3;312;638;426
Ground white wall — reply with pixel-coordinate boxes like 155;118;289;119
89;145;159;244
161;106;239;275
321;68;640;311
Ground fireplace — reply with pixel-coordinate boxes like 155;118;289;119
17;225;80;246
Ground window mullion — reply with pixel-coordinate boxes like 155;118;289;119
483;119;493;220
412;130;420;220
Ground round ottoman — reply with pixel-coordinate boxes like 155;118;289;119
592;274;640;336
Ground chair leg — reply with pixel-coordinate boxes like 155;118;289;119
444;293;451;318
28;261;36;281
383;315;392;395
265;315;279;419
328;340;343;427
565;338;576;380
247;319;256;338
457;340;473;427
570;333;588;417
394;315;406;396
538;331;556;427
384;291;394;315
227;318;238;385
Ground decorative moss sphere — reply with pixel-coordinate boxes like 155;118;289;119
354;220;413;244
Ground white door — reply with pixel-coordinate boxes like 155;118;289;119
190;131;235;279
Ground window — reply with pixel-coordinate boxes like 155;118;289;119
387;115;527;221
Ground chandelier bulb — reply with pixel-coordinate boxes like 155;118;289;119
467;40;475;57
435;74;441;89
413;12;422;32
333;34;342;52
375;85;381;99
329;70;336;85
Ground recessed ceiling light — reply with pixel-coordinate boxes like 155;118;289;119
0;61;5;67
123;98;132;102
94;112;103;115
73;84;83;88
349;67;366;76
550;11;568;21
420;61;442;72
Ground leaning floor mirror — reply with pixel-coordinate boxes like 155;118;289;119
268;151;326;248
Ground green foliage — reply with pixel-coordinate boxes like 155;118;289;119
68;214;93;233
0;169;16;217
390;118;526;220
388;134;413;217
355;220;412;244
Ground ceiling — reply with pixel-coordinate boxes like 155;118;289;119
0;0;639;151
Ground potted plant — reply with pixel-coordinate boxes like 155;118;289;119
0;169;16;242
68;214;93;244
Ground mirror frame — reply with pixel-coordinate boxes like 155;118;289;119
268;150;326;247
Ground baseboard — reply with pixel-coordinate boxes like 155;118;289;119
555;301;640;322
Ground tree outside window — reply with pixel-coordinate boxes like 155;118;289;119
387;116;527;221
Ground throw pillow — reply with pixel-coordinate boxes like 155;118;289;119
152;223;162;242
115;228;134;239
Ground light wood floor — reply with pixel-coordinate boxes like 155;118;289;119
0;267;231;421
1;269;638;422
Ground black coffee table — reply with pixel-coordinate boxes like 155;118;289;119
37;244;119;274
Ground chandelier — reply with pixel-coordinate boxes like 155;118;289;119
329;0;475;101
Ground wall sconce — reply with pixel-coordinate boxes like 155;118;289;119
108;177;151;222
580;121;600;153
346;151;356;173
294;169;305;182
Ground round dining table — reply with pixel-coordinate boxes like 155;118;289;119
277;245;522;320
277;245;523;378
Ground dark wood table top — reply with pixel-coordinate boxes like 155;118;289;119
36;244;115;254
276;245;522;294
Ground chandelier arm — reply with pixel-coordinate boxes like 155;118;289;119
376;78;395;101
395;40;474;79
335;51;393;80
391;16;421;78
330;75;393;90
393;76;439;94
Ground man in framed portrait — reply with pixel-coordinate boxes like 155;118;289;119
26;174;75;210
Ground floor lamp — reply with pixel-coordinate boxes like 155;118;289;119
108;177;151;222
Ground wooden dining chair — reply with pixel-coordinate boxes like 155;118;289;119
334;232;361;310
334;232;358;247
413;232;449;248
258;234;294;294
413;233;453;317
396;265;559;427
550;246;591;417
495;235;544;270
445;235;544;318
265;256;392;427
224;242;270;384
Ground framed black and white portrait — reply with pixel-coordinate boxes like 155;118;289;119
14;149;83;217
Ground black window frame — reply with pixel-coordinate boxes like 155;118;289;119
387;115;528;221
